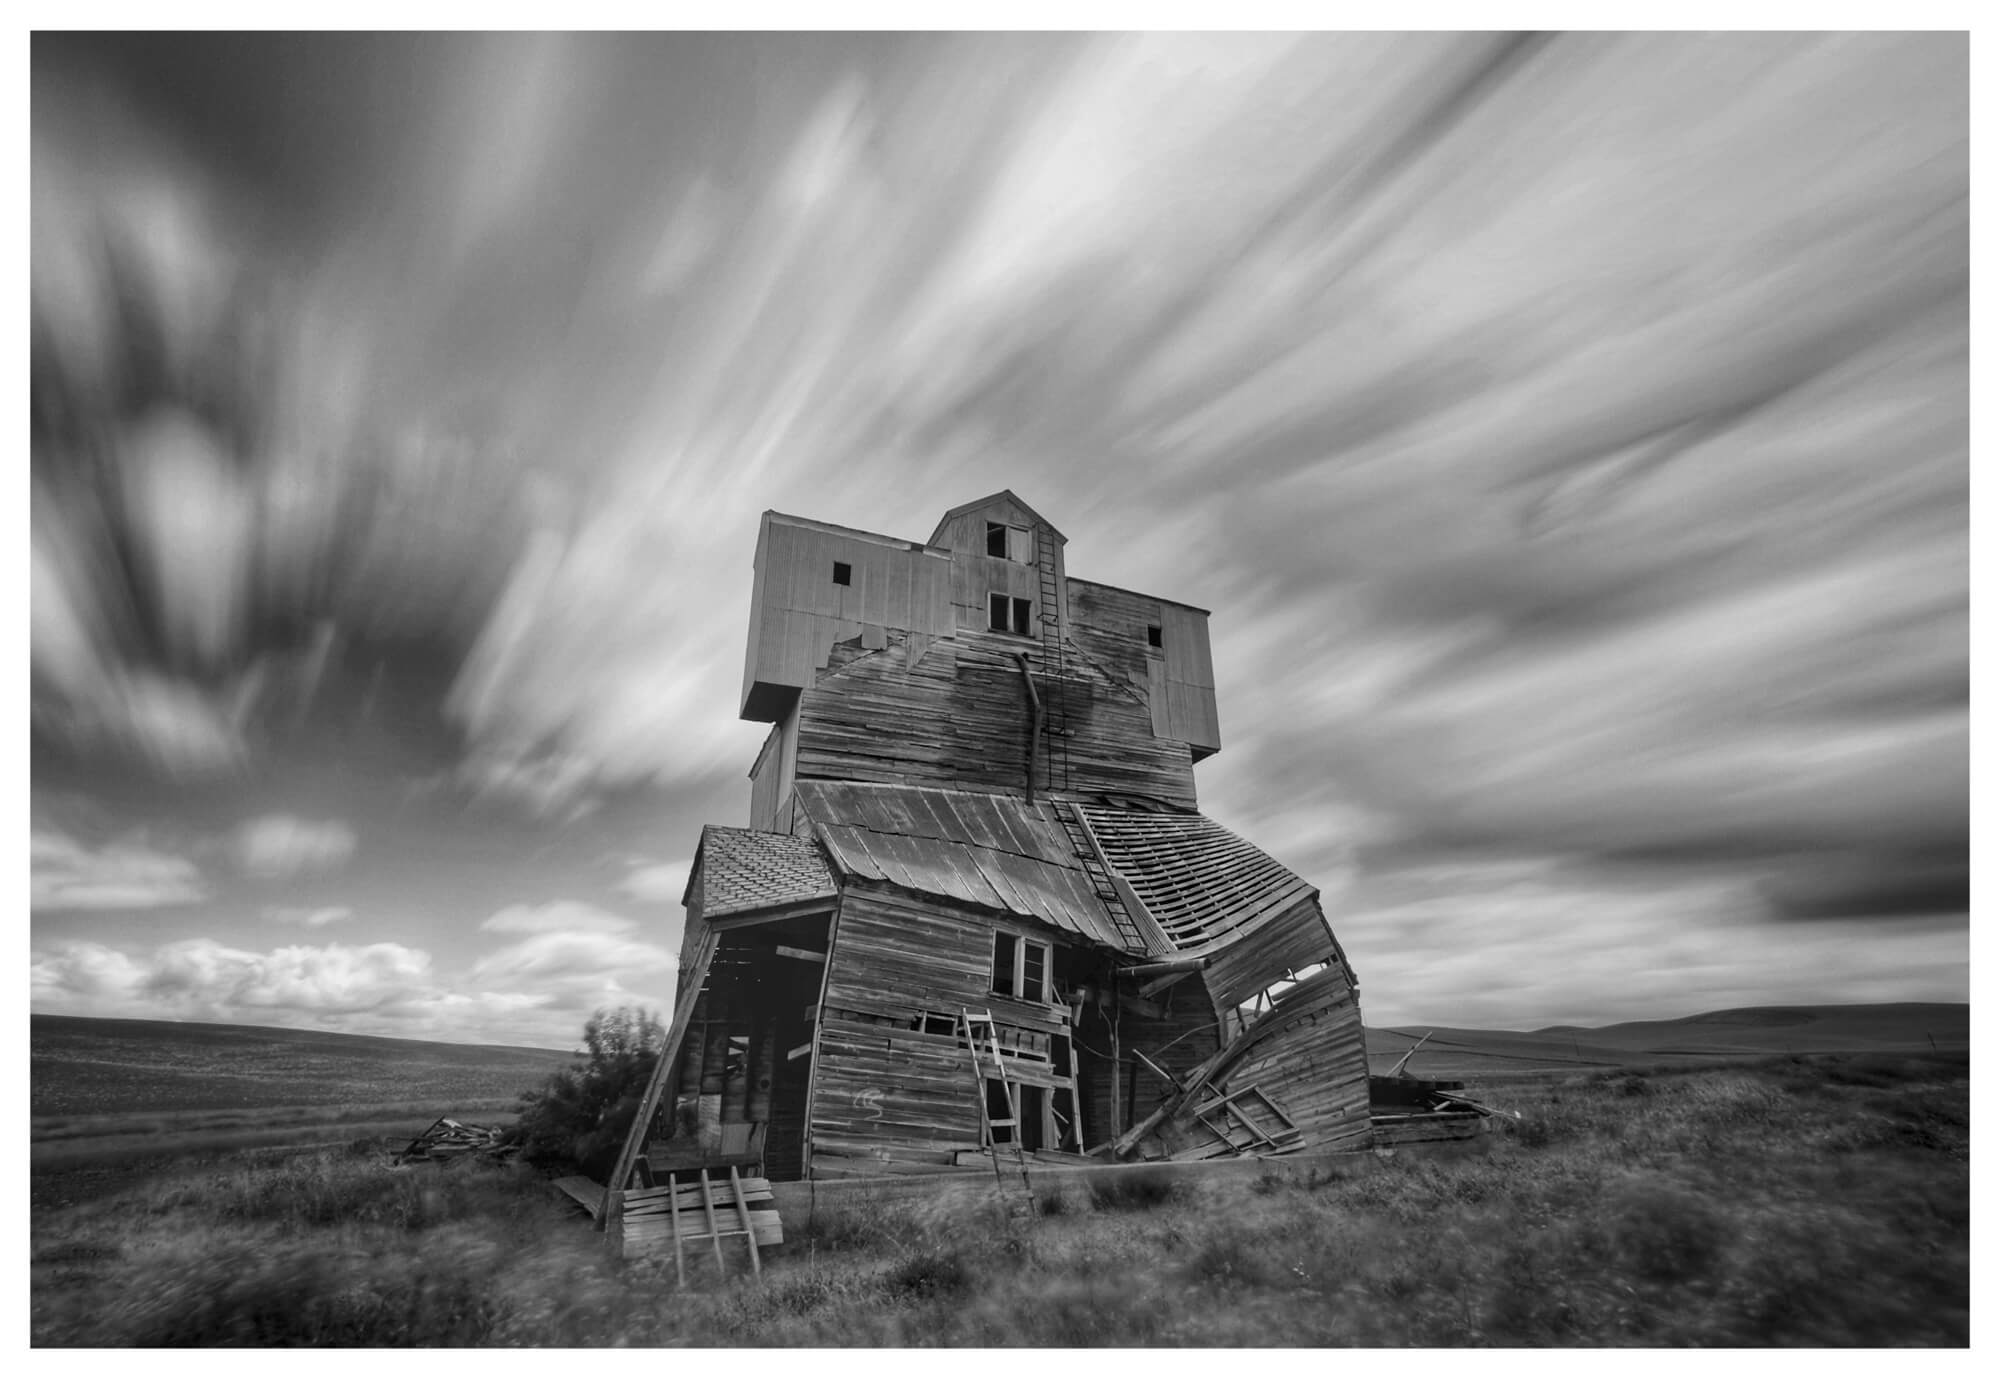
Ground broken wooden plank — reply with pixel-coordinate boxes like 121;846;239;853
551;1175;604;1220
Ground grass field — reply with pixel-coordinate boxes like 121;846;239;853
30;1014;572;1205
29;1050;1969;1347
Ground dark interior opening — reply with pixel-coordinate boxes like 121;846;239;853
832;561;851;586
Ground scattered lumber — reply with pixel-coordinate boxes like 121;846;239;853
395;1116;515;1164
552;1175;605;1219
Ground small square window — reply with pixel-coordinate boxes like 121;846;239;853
1147;624;1163;649
832;562;852;586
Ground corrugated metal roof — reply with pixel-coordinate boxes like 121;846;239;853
793;781;1139;951
696;825;837;918
1074;804;1316;951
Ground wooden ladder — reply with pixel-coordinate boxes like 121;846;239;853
959;1007;1035;1204
655;1164;763;1288
1033;524;1070;794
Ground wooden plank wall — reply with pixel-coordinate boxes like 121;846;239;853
795;628;1197;807
931;497;1067;639
747;710;802;832
808;883;1077;1177
748;725;782;832
1069;579;1220;758
741;515;954;720
1213;975;1373;1153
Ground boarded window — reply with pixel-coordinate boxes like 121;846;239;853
832;561;851;586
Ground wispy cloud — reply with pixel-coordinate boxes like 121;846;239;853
229;815;357;879
263;905;354;928
616;859;692;905
31;828;207;912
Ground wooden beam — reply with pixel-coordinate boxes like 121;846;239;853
704;902;837;932
600;928;719;1228
1122;956;1210;978
773;944;826;963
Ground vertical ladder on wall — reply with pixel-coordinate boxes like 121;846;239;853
1055;802;1147;953
959;1008;1035;1205
1034;525;1071;795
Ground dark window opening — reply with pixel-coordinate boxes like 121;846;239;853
988;594;1032;635
1147;624;1163;648
985;1078;1018;1143
991;932;1018;997
985;521;1032;562
832;561;851;586
912;1010;957;1037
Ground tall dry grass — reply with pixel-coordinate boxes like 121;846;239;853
30;1052;1967;1347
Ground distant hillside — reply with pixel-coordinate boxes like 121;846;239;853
1365;1003;1969;1081
31;1014;574;1118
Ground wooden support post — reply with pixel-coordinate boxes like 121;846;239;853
600;929;719;1228
698;1167;725;1271
666;1171;686;1288
730;1164;762;1278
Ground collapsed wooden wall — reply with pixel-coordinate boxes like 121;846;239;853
1073;976;1221;1150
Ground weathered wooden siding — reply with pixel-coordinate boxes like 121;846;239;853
748;708;802;832
741;513;954;721
748;725;781;831
1198;896;1344;1014
929;494;1069;642
808;883;1079;1176
794;629;1197;807
1159;604;1220;756
1067;578;1219;758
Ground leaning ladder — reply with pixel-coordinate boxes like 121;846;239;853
959;1007;1035;1204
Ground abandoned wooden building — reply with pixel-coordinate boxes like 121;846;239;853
608;491;1376;1205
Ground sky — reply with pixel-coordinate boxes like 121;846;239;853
28;31;1968;1049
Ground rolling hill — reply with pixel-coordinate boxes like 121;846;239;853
1365;1002;1969;1081
31;1014;574;1118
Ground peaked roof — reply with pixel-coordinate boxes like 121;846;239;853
693;825;837;918
927;490;1065;546
793;780;1148;952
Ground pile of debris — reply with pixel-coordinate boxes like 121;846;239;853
395;1116;516;1164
